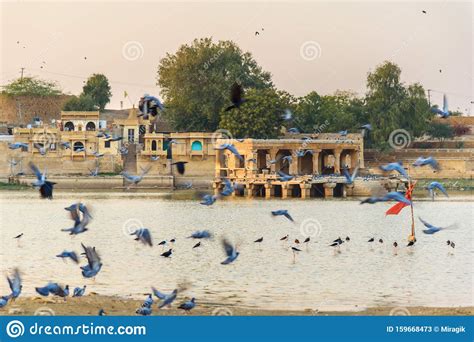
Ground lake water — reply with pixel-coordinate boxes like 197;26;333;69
0;191;472;311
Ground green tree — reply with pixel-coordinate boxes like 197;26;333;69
2;77;62;96
292;90;364;133
219;88;288;139
365;61;432;147
427;122;454;141
82;74;112;111
157;38;273;131
63;94;97;111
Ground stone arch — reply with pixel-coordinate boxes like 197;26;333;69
64;121;75;131
86;122;96;131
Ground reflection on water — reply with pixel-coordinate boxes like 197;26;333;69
0;192;472;311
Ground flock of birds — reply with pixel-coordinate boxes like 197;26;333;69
0;148;457;315
2;80;459;315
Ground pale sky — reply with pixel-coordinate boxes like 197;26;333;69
1;1;472;114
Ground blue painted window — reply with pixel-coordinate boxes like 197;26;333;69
191;141;202;151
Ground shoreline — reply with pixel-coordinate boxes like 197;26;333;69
1;296;472;316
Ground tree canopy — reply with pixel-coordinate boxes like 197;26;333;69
220;88;289;139
63;94;97;111
157;38;273;131
364;61;433;147
82;74;112;111
2;77;62;96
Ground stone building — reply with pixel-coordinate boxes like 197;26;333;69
213;133;364;198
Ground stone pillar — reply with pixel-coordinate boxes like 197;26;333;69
323;182;336;198
281;184;291;199
264;183;274;199
215;149;222;178
269;149;278;174
246;184;254;198
334;149;342;175
345;183;354;197
312;150;321;175
290;151;299;175
300;183;311;199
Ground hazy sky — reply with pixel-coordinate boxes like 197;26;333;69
1;1;472;114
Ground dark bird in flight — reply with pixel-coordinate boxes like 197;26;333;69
172;161;188;175
368;237;375;243
422;10;426;14
193;242;201;249
407;240;415;247
225;83;246;111
29;162;56;199
255;31;259;36
393;242;398;248
13;233;23;239
280;235;289;241
378;239;384;244
254;237;263;243
345;236;350;242
303;237;310;243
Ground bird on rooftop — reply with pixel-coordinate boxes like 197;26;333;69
225;83;246;111
221;239;239;265
271;210;294;222
29;162;56;199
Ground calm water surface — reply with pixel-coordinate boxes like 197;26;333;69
0;191;472;311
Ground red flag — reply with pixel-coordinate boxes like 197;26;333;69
385;181;416;216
